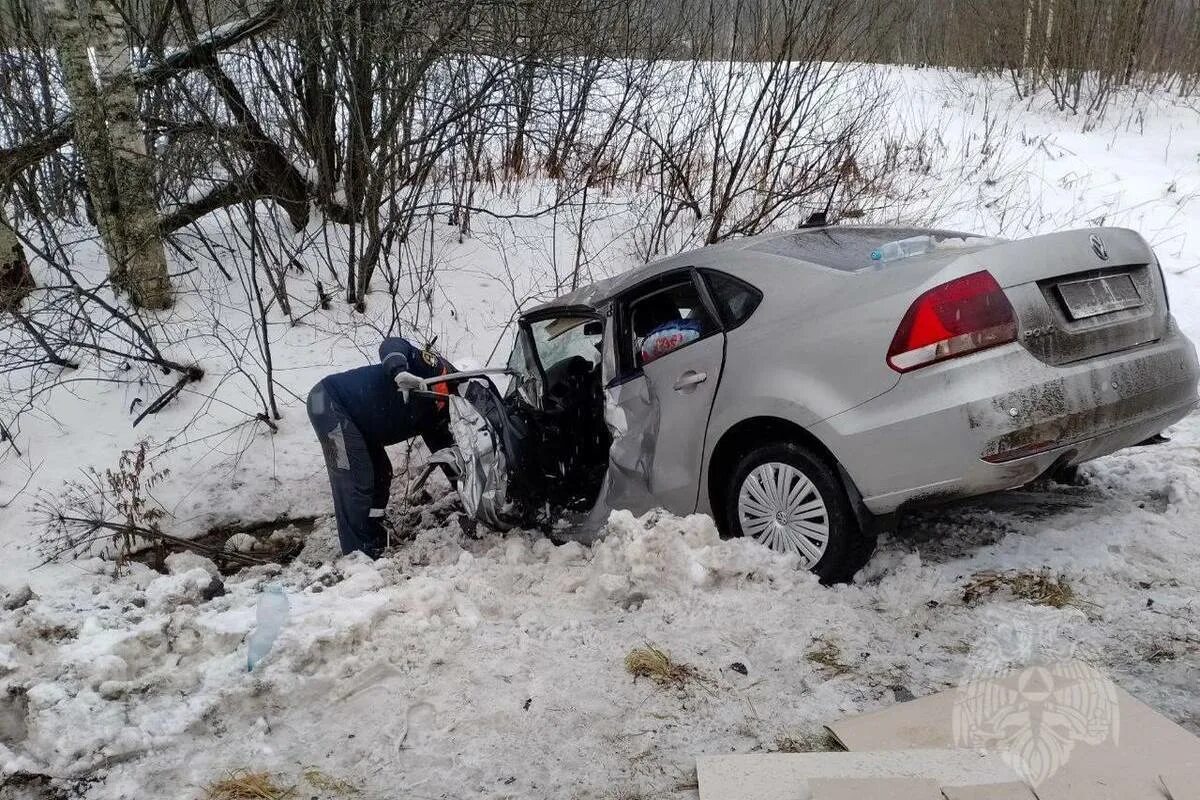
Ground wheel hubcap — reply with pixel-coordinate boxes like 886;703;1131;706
737;462;830;567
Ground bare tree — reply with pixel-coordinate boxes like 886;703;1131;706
882;0;1199;105
629;0;897;258
48;0;171;309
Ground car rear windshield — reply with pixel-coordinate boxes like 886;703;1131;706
749;227;987;272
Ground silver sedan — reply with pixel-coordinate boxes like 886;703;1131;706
432;226;1199;582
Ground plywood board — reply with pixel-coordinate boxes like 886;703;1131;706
826;661;1200;800
1160;770;1200;800
695;749;1020;800
808;777;941;799
941;783;1039;800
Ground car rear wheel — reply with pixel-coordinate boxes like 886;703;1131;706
722;441;874;583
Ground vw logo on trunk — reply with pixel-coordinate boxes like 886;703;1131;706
1089;234;1109;260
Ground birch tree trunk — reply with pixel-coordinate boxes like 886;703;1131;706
1020;0;1034;94
0;207;34;312
49;0;170;309
1038;0;1057;86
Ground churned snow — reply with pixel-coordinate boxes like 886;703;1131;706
2;67;1200;798
5;473;1200;798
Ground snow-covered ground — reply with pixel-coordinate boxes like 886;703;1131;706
2;67;1200;798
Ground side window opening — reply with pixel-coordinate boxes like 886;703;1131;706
507;314;603;410
701;269;762;329
626;277;718;369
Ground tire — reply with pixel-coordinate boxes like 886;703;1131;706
721;441;875;584
1047;464;1082;486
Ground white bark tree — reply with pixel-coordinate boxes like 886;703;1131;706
48;0;170;309
1020;0;1034;93
1038;0;1057;86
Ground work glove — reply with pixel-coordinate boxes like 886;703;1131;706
393;371;422;400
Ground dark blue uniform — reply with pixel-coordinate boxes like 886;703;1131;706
306;338;454;557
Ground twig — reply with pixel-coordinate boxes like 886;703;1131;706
0;464;40;509
132;374;191;427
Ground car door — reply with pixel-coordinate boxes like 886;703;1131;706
447;309;607;529
602;270;726;516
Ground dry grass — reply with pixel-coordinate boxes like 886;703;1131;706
624;645;702;689
610;790;651;800
302;768;360;796
962;569;1077;609
805;637;851;675
774;730;844;753
203;770;294;800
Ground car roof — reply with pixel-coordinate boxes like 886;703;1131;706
525;225;980;315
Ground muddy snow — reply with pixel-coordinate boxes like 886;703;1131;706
4;421;1200;798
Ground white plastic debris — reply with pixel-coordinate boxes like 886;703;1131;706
246;584;289;671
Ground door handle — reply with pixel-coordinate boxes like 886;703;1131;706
673;370;708;391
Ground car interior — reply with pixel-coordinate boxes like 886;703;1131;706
628;280;716;368
492;274;730;526
501;315;611;517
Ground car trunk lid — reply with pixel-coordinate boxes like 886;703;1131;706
969;228;1168;366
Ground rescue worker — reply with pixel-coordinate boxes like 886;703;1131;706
306;337;454;558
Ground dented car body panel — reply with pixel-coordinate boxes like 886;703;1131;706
612;330;727;513
810;326;1197;514
445;225;1200;536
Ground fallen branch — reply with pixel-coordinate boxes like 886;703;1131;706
160;174;259;235
172;0;309;231
0;119;73;184
146;0;286;80
159;166;307;236
39;517;267;568
132;373;191;427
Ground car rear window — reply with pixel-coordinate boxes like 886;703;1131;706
702;269;762;328
749;227;985;271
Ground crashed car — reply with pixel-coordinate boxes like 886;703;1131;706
424;226;1199;581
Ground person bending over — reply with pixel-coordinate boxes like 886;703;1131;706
306;337;454;557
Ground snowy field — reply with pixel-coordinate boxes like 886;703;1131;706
3;66;1200;798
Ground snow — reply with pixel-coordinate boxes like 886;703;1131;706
6;482;1200;796
2;66;1200;797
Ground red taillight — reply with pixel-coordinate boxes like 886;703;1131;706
887;270;1017;373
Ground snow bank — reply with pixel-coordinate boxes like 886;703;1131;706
3;450;1199;799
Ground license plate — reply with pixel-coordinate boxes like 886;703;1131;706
1056;274;1142;320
